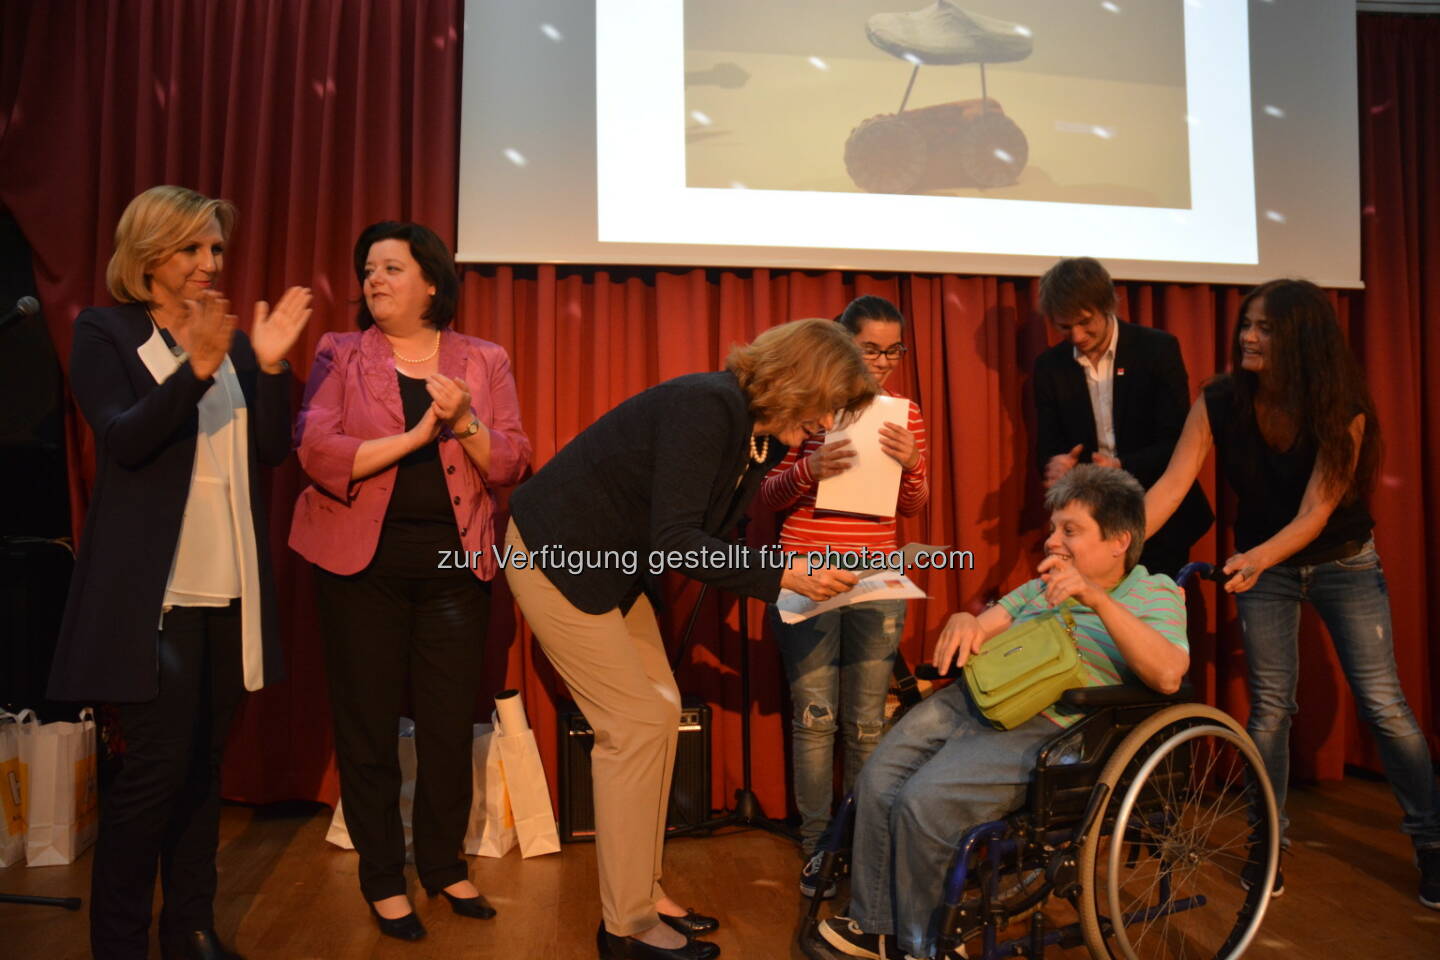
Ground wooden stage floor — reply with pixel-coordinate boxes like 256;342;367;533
3;776;1438;958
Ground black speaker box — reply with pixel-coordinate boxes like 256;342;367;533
557;697;711;842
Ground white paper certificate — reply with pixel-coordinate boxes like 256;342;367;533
814;394;908;517
775;572;927;625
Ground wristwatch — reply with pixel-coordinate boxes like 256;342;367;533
456;417;482;438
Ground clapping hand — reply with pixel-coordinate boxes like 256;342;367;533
175;291;236;380
251;286;313;373
425;373;473;430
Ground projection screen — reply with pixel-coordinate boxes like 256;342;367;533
458;0;1360;288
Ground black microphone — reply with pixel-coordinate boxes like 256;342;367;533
0;295;39;333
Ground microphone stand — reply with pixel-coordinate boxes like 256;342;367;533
668;517;798;842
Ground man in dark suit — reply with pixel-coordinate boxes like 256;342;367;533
1031;257;1212;577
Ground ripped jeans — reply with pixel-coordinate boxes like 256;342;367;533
1234;540;1440;850
772;599;907;854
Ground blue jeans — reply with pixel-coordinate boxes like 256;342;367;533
849;682;1058;958
1235;540;1440;850
773;599;906;854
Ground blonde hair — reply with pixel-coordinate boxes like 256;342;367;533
726;318;875;427
106;186;237;303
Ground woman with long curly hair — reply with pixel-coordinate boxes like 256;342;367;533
1145;278;1440;908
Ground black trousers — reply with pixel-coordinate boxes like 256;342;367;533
90;601;244;960
315;566;489;901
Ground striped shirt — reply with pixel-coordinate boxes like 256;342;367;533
760;396;929;554
996;565;1188;728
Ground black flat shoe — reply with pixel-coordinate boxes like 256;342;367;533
597;920;720;960
160;929;244;960
659;910;719;937
430;887;498;919
368;902;426;942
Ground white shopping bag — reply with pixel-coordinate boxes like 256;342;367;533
327;718;417;860
0;710;35;866
487;690;560;859
19;707;98;866
464;722;516;857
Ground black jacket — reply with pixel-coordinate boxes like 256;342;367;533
49;303;290;703
509;371;788;615
1032;320;1213;560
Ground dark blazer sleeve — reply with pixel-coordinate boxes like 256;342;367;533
1122;333;1191;487
649;388;785;601
226;329;293;468
70;307;213;468
1032;350;1073;473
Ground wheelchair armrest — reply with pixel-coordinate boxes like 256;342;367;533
1060;681;1195;709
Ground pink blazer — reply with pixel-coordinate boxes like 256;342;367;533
288;326;531;580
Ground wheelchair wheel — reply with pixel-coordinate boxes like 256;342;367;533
1078;705;1279;960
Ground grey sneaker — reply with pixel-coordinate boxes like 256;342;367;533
800;850;839;899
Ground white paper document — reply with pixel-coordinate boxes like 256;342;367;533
814;394;909;517
775;572;928;625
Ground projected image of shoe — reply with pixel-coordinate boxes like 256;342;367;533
866;1;1033;66
843;2;1033;194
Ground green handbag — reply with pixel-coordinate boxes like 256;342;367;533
964;601;1087;729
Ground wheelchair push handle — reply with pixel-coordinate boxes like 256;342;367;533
1176;561;1220;587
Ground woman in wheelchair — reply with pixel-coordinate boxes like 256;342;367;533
819;465;1190;960
1144;279;1440;908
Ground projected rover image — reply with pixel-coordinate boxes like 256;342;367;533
684;0;1191;208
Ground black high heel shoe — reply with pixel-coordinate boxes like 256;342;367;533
428;886;498;919
658;910;719;937
368;902;426;942
596;920;720;960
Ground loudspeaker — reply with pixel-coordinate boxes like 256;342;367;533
558;697;711;842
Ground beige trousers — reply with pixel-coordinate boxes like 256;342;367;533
503;522;680;936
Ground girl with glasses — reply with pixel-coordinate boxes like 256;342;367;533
759;295;931;896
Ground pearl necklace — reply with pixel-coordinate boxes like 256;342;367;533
748;433;770;463
392;329;441;364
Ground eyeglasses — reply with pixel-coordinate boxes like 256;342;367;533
860;343;908;360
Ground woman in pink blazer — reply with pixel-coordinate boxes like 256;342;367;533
290;221;531;942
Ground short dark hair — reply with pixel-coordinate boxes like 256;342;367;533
1038;257;1116;320
352;221;460;329
1044;465;1147;571
836;294;904;334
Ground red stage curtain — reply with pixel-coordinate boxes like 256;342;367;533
1;5;1435;814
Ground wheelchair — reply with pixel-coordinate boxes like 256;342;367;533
803;563;1281;959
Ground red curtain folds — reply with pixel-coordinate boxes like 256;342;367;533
1;5;1435;815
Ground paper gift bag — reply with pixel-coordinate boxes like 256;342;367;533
0;710;35;867
490;690;560;859
464;722;516;857
20;707;98;866
327;718;417;858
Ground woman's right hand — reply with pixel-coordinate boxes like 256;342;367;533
176;291;236;380
932;611;986;674
409;404;443;448
806;437;856;480
781;559;858;602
